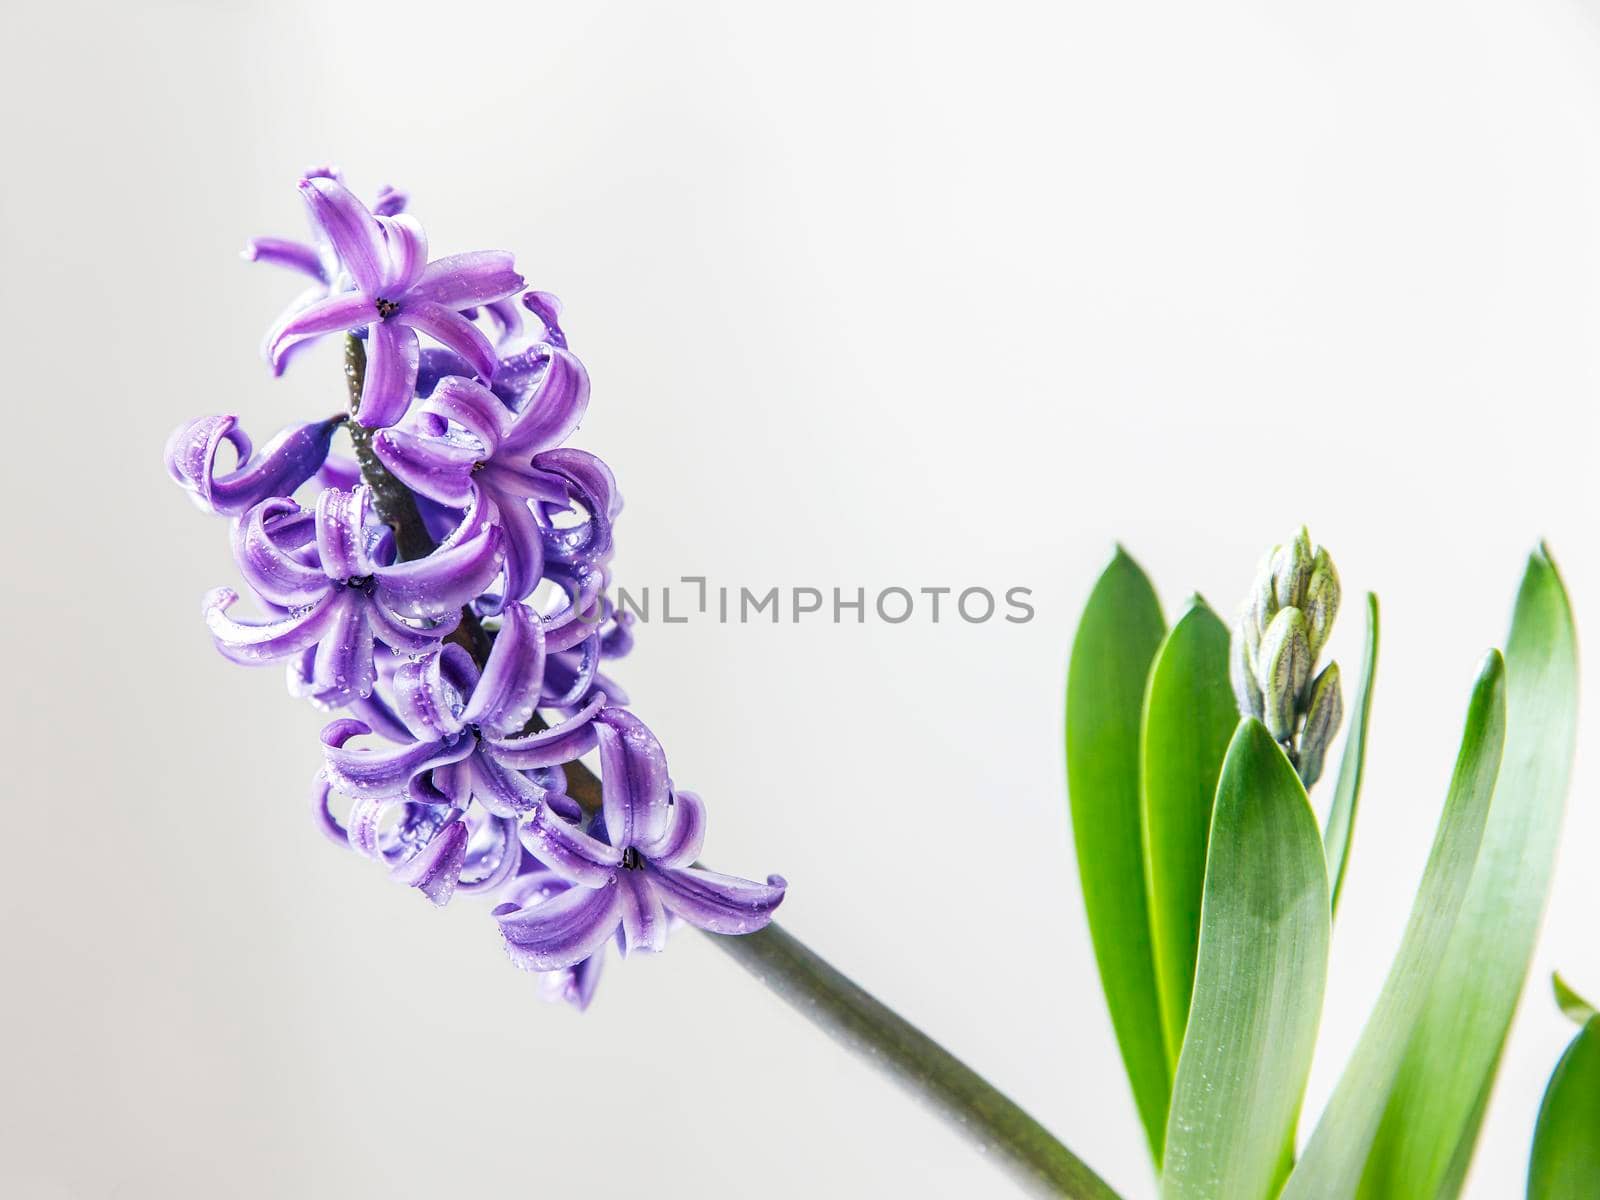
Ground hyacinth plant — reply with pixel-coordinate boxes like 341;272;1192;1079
1065;535;1589;1198
168;172;1592;1198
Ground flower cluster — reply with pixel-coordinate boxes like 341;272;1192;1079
168;169;784;1008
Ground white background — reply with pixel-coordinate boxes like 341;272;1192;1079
2;2;1597;1197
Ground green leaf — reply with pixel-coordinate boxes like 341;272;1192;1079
1527;1016;1600;1199
1161;720;1331;1200
1360;547;1580;1198
1324;591;1379;915
1282;652;1507;1199
1552;974;1596;1027
1140;598;1237;1073
1066;547;1169;1164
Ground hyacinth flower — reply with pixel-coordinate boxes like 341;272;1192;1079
501;709;786;968
265;175;524;427
373;361;593;606
204;485;501;704
167;170;1131;1200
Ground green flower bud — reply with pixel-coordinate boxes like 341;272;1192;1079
1258;606;1312;741
1231;615;1264;721
1303;548;1340;658
1297;662;1344;787
1273;528;1315;611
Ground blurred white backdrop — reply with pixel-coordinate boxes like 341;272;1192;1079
2;1;1597;1197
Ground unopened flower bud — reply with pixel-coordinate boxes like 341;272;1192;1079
1303;548;1340;658
1231;615;1265;721
1272;528;1315;611
1296;663;1344;787
1258;606;1312;741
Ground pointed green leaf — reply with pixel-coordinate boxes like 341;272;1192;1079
1361;547;1579;1197
1552;974;1596;1027
1140;599;1237;1073
1527;1016;1600;1199
1282;652;1507;1199
1161;720;1331;1200
1066;547;1169;1163
1324;591;1379;915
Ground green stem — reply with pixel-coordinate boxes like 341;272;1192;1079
341;336;1116;1197
709;926;1122;1199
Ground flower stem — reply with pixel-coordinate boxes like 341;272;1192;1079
708;925;1123;1199
340;337;1116;1196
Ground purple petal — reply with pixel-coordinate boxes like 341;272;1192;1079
521;290;568;348
496;878;622;972
619;871;669;956
357;321;420;429
314;487;376;581
231;498;327;606
309;769;348;847
466;750;551;818
321;724;475;800
371;426;479;508
167;414;340;517
389;651;468;741
391;814;468;906
266;290;378;371
457;814;523;895
372;184;407;217
645;865;787;935
594;708;671;850
462;602;545;736
543;949;605;1011
480;486;546;610
377;214;428;294
518;803;623;886
408;251;524;309
498;346;590;457
309;594;377;703
203;586;340;665
541;633;600;709
396;300;498;380
533;449;618;566
243;237;327;282
421;375;508;453
298;176;387;294
366;601;459;653
637;790;707;870
480;692;604;769
371;492;503;619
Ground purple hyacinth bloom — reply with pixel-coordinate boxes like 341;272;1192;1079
204;486;502;704
264;176;524;428
320;601;605;816
497;709;787;970
493;859;609;1009
372;357;590;607
165;413;341;516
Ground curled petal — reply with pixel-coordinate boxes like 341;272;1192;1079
166;415;339;516
389;651;467;741
314;487;377;581
232;498;326;606
467;752;552;818
495;878;622;972
391;814;468;906
481;486;545;610
298;175;387;294
543;949;604;1011
415;347;476;398
408;250;524;309
243;237;327;282
343;688;415;745
595;708;671;850
541;634;600;710
322;726;475;800
457;815;522;895
636;790;707;871
371;493;502;619
372;184;407;217
619;871;669;956
203;586;340;665
422;375;509;454
377;213;429;294
521;291;568;348
371;425;480;507
499;346;590;458
308;594;376;704
266;290;379;371
366;600;459;653
358;320;420;429
396;300;499;381
534;449;618;566
645;865;787;935
481;692;604;769
518;803;623;887
309;769;348;847
463;602;545;736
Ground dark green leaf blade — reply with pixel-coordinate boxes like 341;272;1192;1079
1324;591;1379;915
1161;720;1331;1200
1283;652;1507;1199
1066;547;1169;1163
1361;547;1580;1197
1527;1016;1600;1200
1140;598;1237;1072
